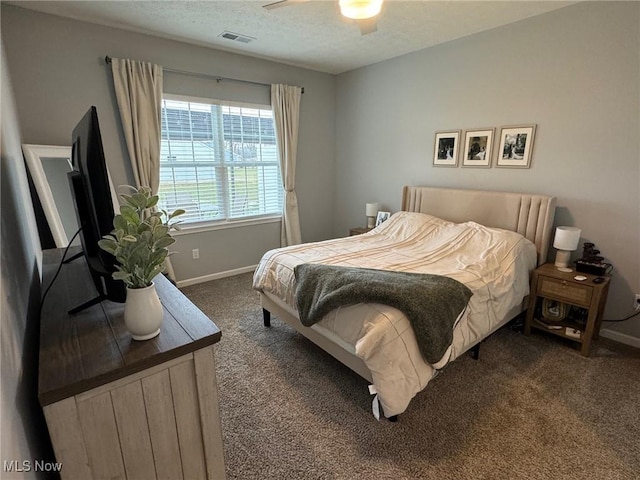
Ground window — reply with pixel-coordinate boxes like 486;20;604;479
158;96;282;226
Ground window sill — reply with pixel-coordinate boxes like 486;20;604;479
172;215;281;236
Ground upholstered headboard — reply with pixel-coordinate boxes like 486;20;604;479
402;186;556;266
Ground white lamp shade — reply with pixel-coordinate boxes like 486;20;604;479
339;0;383;19
553;226;581;251
365;202;379;217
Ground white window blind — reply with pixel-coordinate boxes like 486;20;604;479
158;97;283;226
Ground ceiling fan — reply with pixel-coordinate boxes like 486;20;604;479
263;0;383;35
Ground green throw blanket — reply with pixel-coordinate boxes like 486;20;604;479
293;264;473;365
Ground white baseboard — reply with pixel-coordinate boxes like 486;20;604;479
599;328;640;349
176;265;257;288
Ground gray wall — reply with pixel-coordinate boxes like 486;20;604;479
335;2;640;340
1;40;54;478
1;4;336;283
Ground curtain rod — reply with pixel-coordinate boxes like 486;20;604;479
104;56;303;94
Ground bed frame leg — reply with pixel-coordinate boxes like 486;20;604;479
263;308;271;327
388;415;398;423
471;343;480;360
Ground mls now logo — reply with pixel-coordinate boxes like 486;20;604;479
3;460;62;473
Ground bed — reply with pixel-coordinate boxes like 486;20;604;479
253;186;556;419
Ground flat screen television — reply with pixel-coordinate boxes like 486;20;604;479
67;106;126;313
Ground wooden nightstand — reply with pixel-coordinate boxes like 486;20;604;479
524;263;611;356
349;227;373;236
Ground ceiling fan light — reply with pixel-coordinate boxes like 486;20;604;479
339;0;383;20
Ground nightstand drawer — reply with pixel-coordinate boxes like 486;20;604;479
537;276;593;306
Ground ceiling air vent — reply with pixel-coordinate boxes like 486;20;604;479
219;31;255;44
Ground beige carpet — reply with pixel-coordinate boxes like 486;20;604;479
182;273;640;480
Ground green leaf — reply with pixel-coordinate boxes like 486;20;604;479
147;215;161;228
119;194;134;208
132;193;148;209
114;215;128;231
169;209;186;219
112;271;131;281
140;231;153;244
153;225;169;239
120;205;140;225
122;235;138;243
98;238;117;255
149;249;168;268
154;237;175;249
147;195;159;209
146;265;165;282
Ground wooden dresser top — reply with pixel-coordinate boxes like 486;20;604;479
39;248;221;406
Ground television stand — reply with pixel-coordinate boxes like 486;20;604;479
39;248;226;479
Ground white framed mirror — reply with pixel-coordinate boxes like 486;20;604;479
22;144;79;248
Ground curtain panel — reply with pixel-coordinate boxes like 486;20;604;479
271;84;303;246
110;58;163;191
110;58;176;280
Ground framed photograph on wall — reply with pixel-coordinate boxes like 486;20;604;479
433;130;461;167
462;128;494;167
496;124;537;168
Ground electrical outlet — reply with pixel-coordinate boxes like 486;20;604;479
192;248;199;260
634;294;640;311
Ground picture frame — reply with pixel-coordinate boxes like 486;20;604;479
375;211;390;226
462;128;494;167
496;124;537;168
433;130;461;167
541;298;569;323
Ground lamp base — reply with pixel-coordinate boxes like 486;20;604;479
367;217;375;228
554;250;573;272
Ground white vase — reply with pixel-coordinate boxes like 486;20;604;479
124;282;163;341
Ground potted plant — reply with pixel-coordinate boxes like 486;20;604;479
98;185;184;340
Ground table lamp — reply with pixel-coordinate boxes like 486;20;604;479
365;202;379;228
553;226;581;272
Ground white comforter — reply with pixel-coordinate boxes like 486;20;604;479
253;212;537;416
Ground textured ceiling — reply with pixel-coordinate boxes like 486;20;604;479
9;1;575;74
